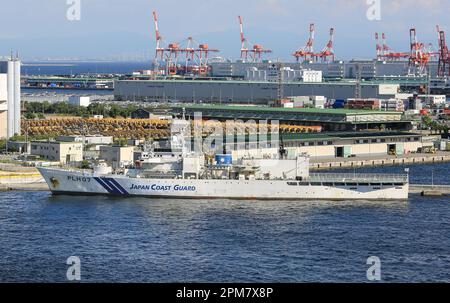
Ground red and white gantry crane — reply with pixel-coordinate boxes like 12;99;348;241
293;23;316;62
238;15;272;63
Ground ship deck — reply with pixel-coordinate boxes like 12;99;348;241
305;173;409;185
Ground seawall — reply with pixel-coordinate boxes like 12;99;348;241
310;154;450;171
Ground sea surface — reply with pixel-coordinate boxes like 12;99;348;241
0;163;449;283
22;61;151;76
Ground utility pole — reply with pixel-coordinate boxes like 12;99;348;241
427;69;431;105
355;63;362;99
277;61;284;104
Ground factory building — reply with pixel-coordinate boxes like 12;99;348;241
216;132;435;160
30;141;83;164
131;109;153;119
0;58;21;138
209;60;440;79
99;146;135;169
57;135;114;146
114;79;404;104
68;96;91;107
246;67;323;83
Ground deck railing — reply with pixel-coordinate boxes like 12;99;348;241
308;173;409;183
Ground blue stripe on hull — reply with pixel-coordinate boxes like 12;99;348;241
106;178;130;196
94;177;129;196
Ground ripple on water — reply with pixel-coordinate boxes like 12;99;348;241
0;163;449;282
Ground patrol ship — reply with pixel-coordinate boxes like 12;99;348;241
37;130;410;201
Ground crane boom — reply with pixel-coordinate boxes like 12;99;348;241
238;16;246;44
153;11;161;42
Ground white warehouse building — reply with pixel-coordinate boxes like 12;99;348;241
0;58;21;139
246;67;322;83
69;96;91;107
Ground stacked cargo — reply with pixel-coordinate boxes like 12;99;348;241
346;99;381;110
332;99;346;109
286;96;327;108
380;99;405;112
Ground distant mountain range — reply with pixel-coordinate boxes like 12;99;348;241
0;28;414;62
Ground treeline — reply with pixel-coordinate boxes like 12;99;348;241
422;116;449;135
24;101;141;119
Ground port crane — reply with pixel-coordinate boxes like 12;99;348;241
152;10;182;75
315;28;335;62
152;10;166;73
177;37;220;75
437;25;450;77
238;15;272;63
375;33;383;60
152;10;220;76
409;28;432;75
293;23;316;62
375;32;409;61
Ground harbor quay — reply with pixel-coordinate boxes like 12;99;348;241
310;152;450;170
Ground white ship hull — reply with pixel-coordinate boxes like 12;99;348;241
38;167;409;201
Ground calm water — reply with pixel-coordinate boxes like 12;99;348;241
0;163;449;283
22;61;151;76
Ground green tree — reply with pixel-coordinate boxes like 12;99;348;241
24;112;36;120
80;160;90;169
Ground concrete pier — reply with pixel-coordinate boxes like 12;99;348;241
0;172;44;185
311;153;450;171
410;185;450;196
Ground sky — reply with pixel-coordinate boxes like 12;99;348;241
0;0;449;61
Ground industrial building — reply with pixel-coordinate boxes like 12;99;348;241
99;146;135;169
246;67;323;82
209;60;441;79
214;132;435;160
131;109;153;119
0;58;21;138
57;135;114;146
23;76;114;90
30;141;83;164
173;105;411;131
68;96;91;107
114;78;413;104
0;73;7;138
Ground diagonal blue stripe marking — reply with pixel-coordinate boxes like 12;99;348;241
103;178;125;195
107;178;129;196
94;177;115;194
